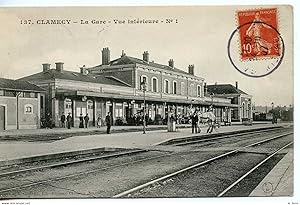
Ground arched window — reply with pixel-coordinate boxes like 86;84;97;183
140;75;148;91
181;82;185;95
164;79;170;93
242;102;245;118
173;81;177;94
190;84;194;96
152;77;158;92
24;104;33;114
65;98;72;115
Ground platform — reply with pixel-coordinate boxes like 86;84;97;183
0;123;291;163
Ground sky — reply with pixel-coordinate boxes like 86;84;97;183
0;6;293;107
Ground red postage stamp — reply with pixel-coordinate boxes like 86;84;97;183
237;8;281;60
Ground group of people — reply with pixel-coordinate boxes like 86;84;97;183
59;111;113;134
59;112;73;129
53;108;216;134
60;112;90;129
126;113;149;126
190;107;217;134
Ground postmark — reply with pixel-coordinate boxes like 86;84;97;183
262;181;274;193
228;8;285;78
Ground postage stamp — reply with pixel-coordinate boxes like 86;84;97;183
227;7;285;78
237;8;281;60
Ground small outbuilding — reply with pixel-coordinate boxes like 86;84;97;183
0;78;44;130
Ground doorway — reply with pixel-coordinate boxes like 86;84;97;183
0;105;5;130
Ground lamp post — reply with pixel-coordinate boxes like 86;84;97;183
141;80;147;134
210;92;214;110
271;102;274;124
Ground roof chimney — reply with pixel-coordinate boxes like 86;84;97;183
235;81;238;89
80;65;88;75
143;51;149;62
121;50;126;57
102;47;110;65
42;63;51;72
188;64;194;75
55;62;64;72
168;59;174;68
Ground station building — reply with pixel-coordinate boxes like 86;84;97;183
207;82;252;122
19;48;241;127
0;78;44;130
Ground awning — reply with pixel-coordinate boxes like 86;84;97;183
57;90;239;108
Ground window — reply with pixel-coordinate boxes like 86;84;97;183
181;82;185;95
24;104;33;114
24;92;30;98
164;79;170;93
242;102;245;118
76;107;86;117
190;84;194;96
66;103;72;109
65;98;72;114
4;90;14;97
23;92;37;98
115;103;123;117
0;90;4;96
173;81;177;94
87;100;94;109
152;77;158;92
197;85;202;97
140;75;148;91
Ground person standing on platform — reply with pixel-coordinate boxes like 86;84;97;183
67;112;72;129
46;113;52;129
84;113;89;128
105;112;113;134
60;112;66;128
97;114;102;128
79;114;84;128
191;112;198;133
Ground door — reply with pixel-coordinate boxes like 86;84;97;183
0;106;5;130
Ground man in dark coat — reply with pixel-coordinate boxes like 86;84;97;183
46;113;52;129
191;112;198;133
79;114;84;128
67;113;72;129
84;113;89;128
60;112;66;128
105;112;113;134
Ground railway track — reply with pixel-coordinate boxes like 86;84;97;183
0;127;293;198
0;127;290;178
165;127;291;146
0;149;147;178
113;131;293;197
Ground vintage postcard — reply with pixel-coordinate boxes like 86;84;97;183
0;5;294;203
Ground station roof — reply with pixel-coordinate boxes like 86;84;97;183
0;78;44;92
90;55;200;78
19;69;131;87
207;84;248;95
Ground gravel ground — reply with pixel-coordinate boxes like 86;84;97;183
0;150;226;198
126;135;293;198
0;148;135;173
0;150;167;193
0;130;293;199
129;152;268;197
190;131;292;149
